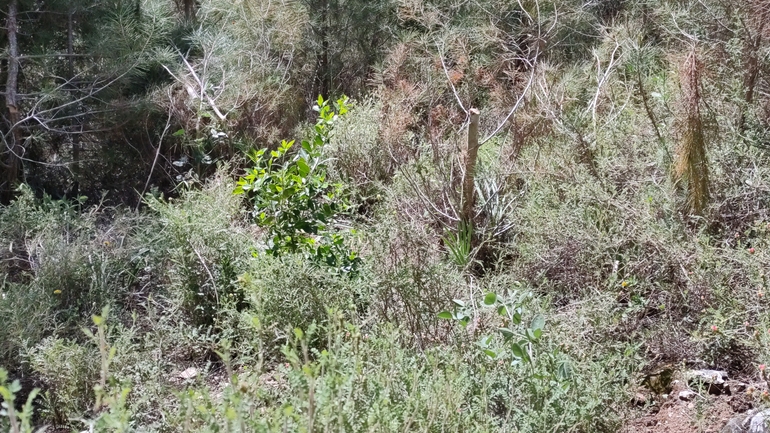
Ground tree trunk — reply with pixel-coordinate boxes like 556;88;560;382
462;109;480;225
319;0;330;99
67;10;74;78
738;21;763;134
68;8;81;184
3;0;22;203
184;0;195;22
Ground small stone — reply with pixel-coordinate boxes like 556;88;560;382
178;367;198;380
679;390;697;401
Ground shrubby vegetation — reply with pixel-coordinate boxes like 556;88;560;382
2;0;770;431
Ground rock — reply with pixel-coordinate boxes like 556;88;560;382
642;365;675;394
678;390;697;401
632;392;648;405
686;369;728;384
728;381;748;394
178;367;199;380
722;416;745;433
749;410;770;433
686;369;729;395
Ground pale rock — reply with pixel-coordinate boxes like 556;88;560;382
749;410;770;433
721;417;744;433
178;367;199;380
685;369;728;394
685;369;727;385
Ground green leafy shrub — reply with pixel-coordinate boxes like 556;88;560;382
440;289;574;412
0;368;38;433
235;96;360;275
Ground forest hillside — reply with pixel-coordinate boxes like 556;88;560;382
2;0;770;432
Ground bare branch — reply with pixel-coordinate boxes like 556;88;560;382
175;49;227;121
139;99;174;203
189;240;219;305
588;37;622;128
480;59;537;145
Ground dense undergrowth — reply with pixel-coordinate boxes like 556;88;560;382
0;163;643;432
3;0;770;431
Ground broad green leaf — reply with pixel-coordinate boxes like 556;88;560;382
9;380;21;393
478;335;493;347
531;315;545;331
511;343;525;359
297;158;310;177
498;327;515;340
437;311;453;320
483;292;497;305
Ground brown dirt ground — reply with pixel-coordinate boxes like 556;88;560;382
624;376;760;433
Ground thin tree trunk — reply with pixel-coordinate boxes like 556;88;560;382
67;9;74;79
320;0;330;98
184;0;195;21
3;0;22;203
462;109;480;225
636;70;665;146
738;21;763;134
68;8;80;183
